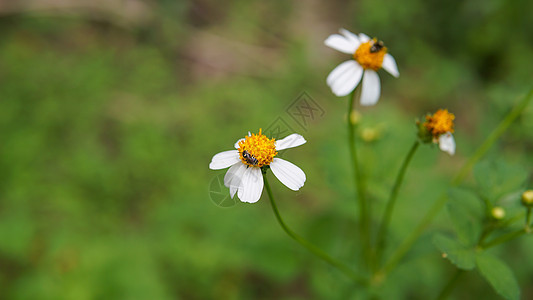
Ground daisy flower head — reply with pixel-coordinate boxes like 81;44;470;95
324;29;399;105
418;109;456;155
209;129;306;203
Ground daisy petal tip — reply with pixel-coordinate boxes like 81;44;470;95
333;89;351;97
359;101;377;107
382;54;400;78
239;196;260;204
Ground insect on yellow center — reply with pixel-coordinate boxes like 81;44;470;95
353;38;387;71
424;109;455;138
238;129;278;167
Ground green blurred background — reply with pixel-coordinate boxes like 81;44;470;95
1;0;532;299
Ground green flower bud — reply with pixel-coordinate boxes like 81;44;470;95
361;127;380;142
350;110;362;125
522;190;533;207
491;206;505;220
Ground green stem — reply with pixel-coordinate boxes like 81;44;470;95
347;89;370;264
480;195;494;216
501;212;525;228
452;89;533;185
526;207;531;229
264;175;367;285
380;89;533;275
374;141;419;267
436;269;464;300
481;228;528;249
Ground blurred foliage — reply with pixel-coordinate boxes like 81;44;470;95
0;0;532;299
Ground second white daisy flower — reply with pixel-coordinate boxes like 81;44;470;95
325;28;399;105
209;129;306;203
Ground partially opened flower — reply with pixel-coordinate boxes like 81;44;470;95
324;28;399;105
209;129;306;203
419;109;456;155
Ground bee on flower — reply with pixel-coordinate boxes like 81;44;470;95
209;129;306;203
324;29;399;105
418;109;456;155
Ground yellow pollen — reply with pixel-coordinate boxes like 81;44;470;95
424;109;455;138
237;129;278;167
353;38;387;71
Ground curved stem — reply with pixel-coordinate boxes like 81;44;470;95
374;141;419;267
436;269;464;300
452;89;533;184
347;89;370;264
480;228;528;249
264;175;367;285
381;89;533;276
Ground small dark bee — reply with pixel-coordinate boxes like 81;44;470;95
370;40;384;53
242;150;258;166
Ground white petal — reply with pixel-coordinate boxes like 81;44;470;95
327;60;363;97
439;132;456;156
359;33;371;43
270;158;306;191
339;28;361;49
324;34;358;54
360;70;381;106
275;134;306;151
237;167;264;203
209;150;240;170
234;138;244;149
327;60;354;86
382;53;399;78
225;163;247;198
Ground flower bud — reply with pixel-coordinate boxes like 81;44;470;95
491;206;505;220
522;190;533;207
350;110;362;125
361;127;379;142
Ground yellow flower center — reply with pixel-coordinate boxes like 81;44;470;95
238;129;278;167
424;109;455;138
353;38;387;71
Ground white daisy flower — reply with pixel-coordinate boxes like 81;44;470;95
209;129;306;203
423;109;456;155
324;28;399;105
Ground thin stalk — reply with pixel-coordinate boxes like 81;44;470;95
480;195;493;214
264;175;367;285
374;140;419;267
381;89;533;275
452;89;533;185
347;89;370;264
436;269;464;300
526;207;532;229
481;228;528;249
500;211;525;228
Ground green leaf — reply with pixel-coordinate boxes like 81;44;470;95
476;252;520;300
447;188;484;246
473;161;528;203
433;234;476;270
